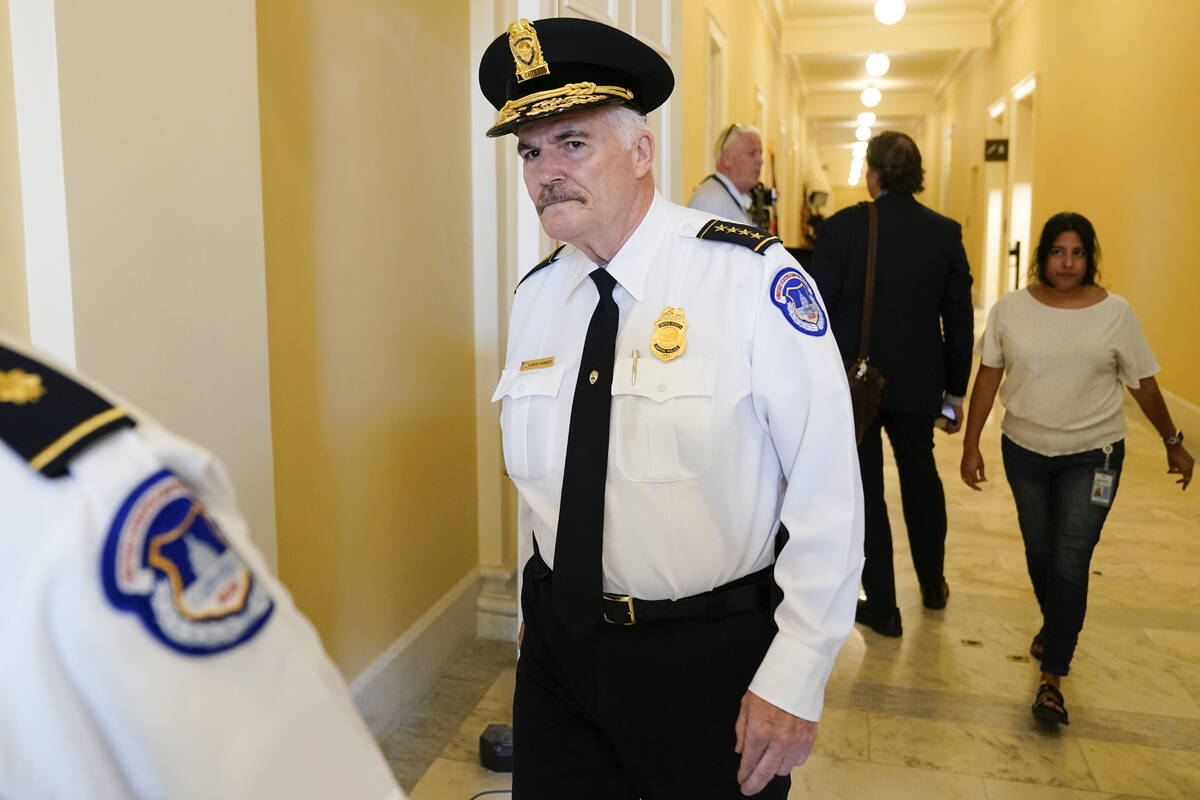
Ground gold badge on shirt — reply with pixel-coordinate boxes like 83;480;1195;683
650;307;687;362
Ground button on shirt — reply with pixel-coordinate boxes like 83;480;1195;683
492;193;864;721
0;418;406;799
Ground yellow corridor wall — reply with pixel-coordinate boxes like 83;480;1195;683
257;0;478;678
942;0;1200;405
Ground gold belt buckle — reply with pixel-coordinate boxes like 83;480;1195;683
602;594;637;626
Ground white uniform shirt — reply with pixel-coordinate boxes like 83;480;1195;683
0;363;405;799
686;172;752;225
492;194;864;721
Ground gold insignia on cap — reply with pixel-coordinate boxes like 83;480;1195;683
492;82;634;134
507;19;549;82
651;308;688;362
0;368;46;404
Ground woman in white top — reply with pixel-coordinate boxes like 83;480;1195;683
960;212;1193;727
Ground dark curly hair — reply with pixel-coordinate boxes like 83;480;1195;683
1030;212;1102;286
865;131;924;194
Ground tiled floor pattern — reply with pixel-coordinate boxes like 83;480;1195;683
393;403;1200;799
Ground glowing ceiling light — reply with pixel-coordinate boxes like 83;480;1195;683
851;157;864;171
861;86;882;107
857;111;876;126
874;0;905;25
852;141;868;158
866;52;891;77
855;126;872;141
848;173;861;186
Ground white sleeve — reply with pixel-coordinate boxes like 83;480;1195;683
1115;302;1161;388
50;431;407;800
977;300;1005;368
745;254;865;722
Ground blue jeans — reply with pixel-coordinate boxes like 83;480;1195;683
1001;436;1124;676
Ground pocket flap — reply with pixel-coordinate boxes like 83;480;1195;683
491;363;568;403
611;357;715;403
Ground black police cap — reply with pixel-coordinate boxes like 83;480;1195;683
478;17;674;138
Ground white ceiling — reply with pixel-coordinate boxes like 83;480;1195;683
774;0;1017;186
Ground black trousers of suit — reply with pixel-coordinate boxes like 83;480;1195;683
858;409;948;612
513;553;790;800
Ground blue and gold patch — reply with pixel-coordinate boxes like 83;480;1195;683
102;469;274;656
697;219;781;254
770;267;827;337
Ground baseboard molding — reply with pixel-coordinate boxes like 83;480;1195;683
1123;385;1199;441
1161;387;1200;441
349;568;480;740
476;563;518;641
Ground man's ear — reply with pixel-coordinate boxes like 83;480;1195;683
632;130;655;178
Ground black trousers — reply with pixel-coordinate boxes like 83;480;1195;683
858;409;947;612
513;554;790;799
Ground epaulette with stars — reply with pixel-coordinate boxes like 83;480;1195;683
515;244;567;292
696;220;782;254
0;344;135;477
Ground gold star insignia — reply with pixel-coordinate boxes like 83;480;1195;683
0;369;46;404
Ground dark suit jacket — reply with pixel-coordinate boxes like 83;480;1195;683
809;192;974;416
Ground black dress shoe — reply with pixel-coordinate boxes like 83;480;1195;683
855;600;902;637
921;579;950;610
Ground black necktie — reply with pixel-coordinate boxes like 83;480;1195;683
553;268;619;639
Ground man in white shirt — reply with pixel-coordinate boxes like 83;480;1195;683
687;123;764;225
480;17;862;799
0;338;407;800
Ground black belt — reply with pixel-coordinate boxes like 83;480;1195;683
600;566;774;626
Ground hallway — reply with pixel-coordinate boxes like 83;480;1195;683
399;400;1200;798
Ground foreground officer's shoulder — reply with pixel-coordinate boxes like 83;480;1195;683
696;219;782;255
0;344;134;478
515;244;568;292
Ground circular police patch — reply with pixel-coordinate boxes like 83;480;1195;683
770;268;827;336
102;469;274;656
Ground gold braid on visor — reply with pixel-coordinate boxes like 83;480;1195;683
493;82;634;130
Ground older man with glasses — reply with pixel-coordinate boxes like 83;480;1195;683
687;123;764;225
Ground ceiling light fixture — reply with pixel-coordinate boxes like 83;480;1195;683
848;173;860;186
865;52;891;77
852;141;868;158
855;126;872;141
857;111;876;126
861;86;882;107
874;0;905;25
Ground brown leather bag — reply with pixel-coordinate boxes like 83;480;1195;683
846;202;884;445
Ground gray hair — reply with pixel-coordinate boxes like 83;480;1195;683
596;104;649;151
713;123;760;162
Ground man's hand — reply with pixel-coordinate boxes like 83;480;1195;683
944;403;964;434
734;691;817;795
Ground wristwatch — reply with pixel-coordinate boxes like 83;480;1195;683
1164;431;1184;446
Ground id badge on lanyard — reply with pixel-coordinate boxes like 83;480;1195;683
1091;444;1116;507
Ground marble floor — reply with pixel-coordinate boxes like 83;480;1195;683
392;401;1200;799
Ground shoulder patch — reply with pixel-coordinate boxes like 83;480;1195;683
102;469;275;656
697;219;782;254
515;244;567;292
0;345;135;477
770;267;828;337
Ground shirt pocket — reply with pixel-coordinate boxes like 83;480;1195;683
492;363;568;481
610;356;716;482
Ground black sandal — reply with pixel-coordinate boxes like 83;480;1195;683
1030;631;1045;661
1032;682;1069;725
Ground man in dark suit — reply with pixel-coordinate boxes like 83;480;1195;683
809;131;974;637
